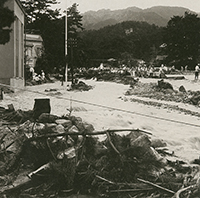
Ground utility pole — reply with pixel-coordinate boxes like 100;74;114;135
68;38;77;84
65;7;68;84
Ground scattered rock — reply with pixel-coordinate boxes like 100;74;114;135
54;124;65;134
151;138;167;148
130;134;151;147
68;125;79;134
158;79;173;90
38;113;58;123
45;88;58;92
55;119;72;128
45;123;58;133
190;94;200;105
68;125;80;141
179;85;186;92
82;122;95;133
45;123;65;134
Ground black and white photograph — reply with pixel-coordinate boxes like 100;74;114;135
1;0;200;197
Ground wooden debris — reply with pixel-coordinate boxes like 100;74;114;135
0;108;199;198
173;185;196;198
137;178;175;194
28;163;50;178
96;175;116;185
27;128;152;141
106;132;121;155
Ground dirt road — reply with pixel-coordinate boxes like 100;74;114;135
1;74;200;162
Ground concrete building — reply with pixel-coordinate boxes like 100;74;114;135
0;0;25;88
25;34;43;69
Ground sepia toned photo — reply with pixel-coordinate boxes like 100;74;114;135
0;0;200;197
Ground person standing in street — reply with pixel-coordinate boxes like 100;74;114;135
195;63;200;80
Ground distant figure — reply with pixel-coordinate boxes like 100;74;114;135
41;70;45;80
99;63;104;71
181;66;184;73
185;65;188;72
149;66;153;78
159;64;165;78
30;67;34;78
195;64;200;80
171;65;175;71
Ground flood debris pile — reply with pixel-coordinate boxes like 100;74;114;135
79;69;139;86
126;79;200;107
97;73;139;86
69;80;93;91
0;106;200;197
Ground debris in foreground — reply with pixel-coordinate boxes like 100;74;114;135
0;105;199;198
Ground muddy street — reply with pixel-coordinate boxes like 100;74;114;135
0;74;200;162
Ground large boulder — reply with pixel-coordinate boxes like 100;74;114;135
38;113;58;123
45;123;65;134
130;134;151;148
151;138;167;148
19;120;45;138
179;85;186;93
158;79;173;90
55;119;72;129
190;94;200;105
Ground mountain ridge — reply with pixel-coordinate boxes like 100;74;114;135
82;6;198;30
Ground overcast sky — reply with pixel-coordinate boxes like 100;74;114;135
52;0;200;13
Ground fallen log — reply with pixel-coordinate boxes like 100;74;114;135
27;128;152;141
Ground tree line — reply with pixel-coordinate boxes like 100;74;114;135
1;0;200;73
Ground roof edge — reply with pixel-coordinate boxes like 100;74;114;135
15;0;26;15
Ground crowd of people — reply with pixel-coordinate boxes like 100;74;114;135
26;61;200;85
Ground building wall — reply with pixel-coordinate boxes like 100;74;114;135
25;34;43;69
0;0;24;88
14;0;24;79
0;0;14;84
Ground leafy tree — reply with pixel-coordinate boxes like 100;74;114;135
67;3;83;38
67;3;84;82
20;0;60;23
21;1;84;78
0;0;14;45
80;21;163;67
21;0;64;74
163;12;200;69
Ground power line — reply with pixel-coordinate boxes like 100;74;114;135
0;82;200;128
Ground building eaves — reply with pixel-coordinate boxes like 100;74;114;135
15;0;26;15
25;34;43;42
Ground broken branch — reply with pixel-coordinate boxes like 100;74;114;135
96;175;116;185
137;178;175;194
106;132;121;155
108;188;153;193
28;128;152;141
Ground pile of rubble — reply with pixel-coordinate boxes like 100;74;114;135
0;103;200;198
126;79;200;106
69;80;93;92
